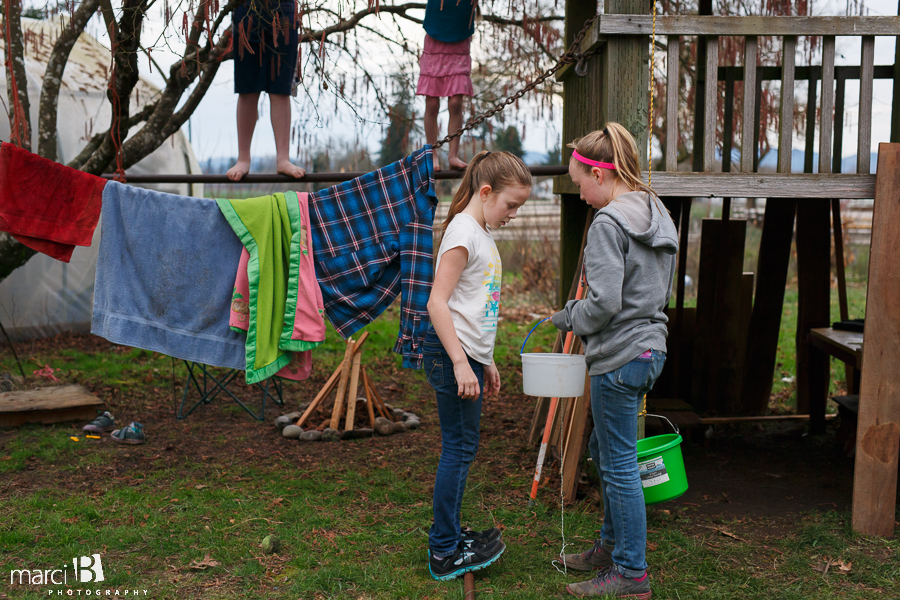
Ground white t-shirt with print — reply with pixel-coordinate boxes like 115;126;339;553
436;213;502;365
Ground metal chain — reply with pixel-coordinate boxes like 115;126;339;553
434;14;601;149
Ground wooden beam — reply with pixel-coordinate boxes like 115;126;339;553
852;143;900;538
645;172;875;198
857;36;875;174
794;199;831;432
665;36;680;172
590;15;900;37
0;384;105;427
778;36;797;174
741;36;758;173
740;200;797;414
818;36;836;175
703;36;719;172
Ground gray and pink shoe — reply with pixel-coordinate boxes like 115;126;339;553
83;411;116;433
566;566;651;598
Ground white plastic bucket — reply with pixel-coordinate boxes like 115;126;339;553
521;353;587;397
519;317;588;398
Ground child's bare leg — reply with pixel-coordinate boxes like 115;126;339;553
227;93;260;181
447;94;467;170
424;95;441;171
270;94;305;178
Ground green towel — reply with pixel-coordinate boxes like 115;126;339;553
217;192;316;384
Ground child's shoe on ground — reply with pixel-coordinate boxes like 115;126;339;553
561;539;614;571
566;566;651;598
83;411;116;433
429;537;506;581
461;526;502;547
111;422;145;444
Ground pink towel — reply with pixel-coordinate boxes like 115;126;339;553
229;192;325;381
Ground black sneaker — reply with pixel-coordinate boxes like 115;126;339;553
461;526;502;547
429;538;506;581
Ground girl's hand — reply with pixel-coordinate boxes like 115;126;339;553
453;360;481;401
484;362;501;397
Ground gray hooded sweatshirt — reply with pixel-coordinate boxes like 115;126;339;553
551;191;678;376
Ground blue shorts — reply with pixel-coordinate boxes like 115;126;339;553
232;0;298;95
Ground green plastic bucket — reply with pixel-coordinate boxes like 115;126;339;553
636;416;688;505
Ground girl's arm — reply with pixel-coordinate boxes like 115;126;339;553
427;246;481;400
551;220;625;336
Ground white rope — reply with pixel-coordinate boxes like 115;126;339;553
552;398;570;574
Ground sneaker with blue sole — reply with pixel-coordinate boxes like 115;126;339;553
429;538;506;581
461;526;502;547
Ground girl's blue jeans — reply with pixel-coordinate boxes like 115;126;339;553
588;350;666;579
422;327;485;555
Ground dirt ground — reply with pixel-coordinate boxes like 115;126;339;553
1;331;878;538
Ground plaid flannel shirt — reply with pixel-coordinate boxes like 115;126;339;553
309;146;437;369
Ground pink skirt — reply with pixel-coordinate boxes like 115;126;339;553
416;34;474;97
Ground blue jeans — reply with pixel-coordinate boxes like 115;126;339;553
422;328;485;555
588;350;666;578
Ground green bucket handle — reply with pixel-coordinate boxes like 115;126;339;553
520;316;553;355
645;413;680;436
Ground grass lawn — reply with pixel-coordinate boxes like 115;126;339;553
1;290;897;599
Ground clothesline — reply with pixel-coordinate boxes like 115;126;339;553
99;165;569;184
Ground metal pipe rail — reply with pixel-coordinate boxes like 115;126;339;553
102;165;570;184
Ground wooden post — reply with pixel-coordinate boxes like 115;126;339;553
740;200;797;413
851;143;900;538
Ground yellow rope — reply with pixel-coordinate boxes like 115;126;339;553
648;0;657;186
640;394;647;417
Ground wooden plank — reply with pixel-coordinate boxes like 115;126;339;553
778;36;797;174
362;371;376;429
893;28;900;143
330;339;356;430
645;173;876;198
857;36;875;174
809;328;863;370
343;350;363;431
704;36;719;173
741;199;797;413
717;64;894;84
701;414;836;424
852;143;900;538
296;364;342;428
670;197;691;399
0;385;104;427
562;369;592;504
832;200;849;321
362;368;390;420
666;36;680;172
819;36;836;174
591;15;900;36
794;199;832;431
741;36;758;173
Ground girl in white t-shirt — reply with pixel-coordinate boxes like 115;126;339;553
424;151;532;580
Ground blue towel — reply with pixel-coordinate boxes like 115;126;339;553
91;181;247;369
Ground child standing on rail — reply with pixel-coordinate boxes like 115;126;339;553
551;123;678;599
424;151;532;580
417;0;478;172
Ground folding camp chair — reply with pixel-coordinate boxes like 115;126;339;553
176;361;284;421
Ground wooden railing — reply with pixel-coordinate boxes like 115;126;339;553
565;15;900;198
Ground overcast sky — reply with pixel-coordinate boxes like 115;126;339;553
81;0;898;166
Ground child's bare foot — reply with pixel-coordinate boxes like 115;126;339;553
277;159;306;179
448;156;468;170
226;159;251;181
433;154;442;172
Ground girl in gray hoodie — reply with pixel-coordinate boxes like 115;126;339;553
552;123;678;599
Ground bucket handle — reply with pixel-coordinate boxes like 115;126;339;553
520;316;552;355
645;413;680;436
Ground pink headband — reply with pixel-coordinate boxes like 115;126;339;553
572;150;616;170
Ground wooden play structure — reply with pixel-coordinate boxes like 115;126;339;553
537;0;899;538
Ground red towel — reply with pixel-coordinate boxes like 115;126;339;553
0;142;107;262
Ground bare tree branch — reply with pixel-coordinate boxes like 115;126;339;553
2;0;31;150
38;0;102;160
